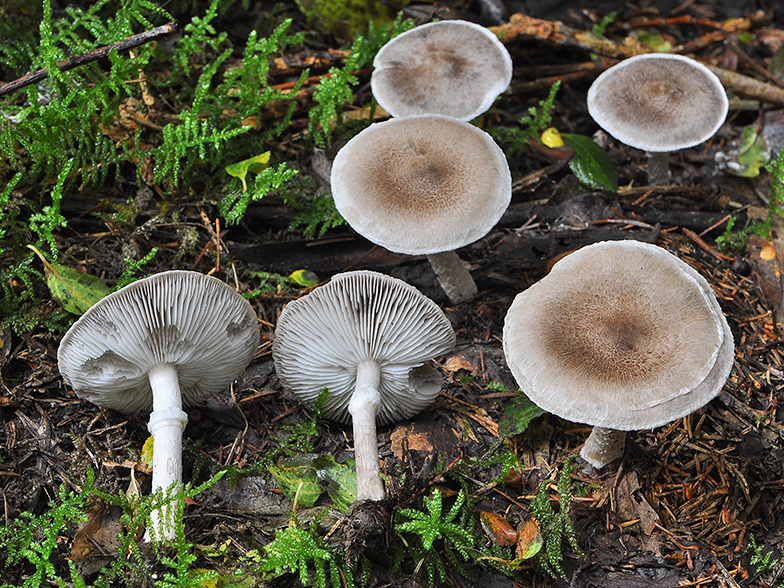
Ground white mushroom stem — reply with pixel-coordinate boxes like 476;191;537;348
426;251;478;304
145;363;188;542
348;359;385;501
646;152;670;187
580;426;627;470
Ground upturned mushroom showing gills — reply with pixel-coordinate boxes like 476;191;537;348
587;53;728;186
502;240;734;469
272;270;456;501
371;19;513;121
330;114;512;304
57;271;259;541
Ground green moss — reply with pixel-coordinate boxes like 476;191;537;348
295;0;404;40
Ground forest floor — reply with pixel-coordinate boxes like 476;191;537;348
4;0;784;587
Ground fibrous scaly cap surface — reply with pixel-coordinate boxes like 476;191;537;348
371;19;513;121
587;53;728;153
503;240;734;431
330;114;511;255
58;270;260;413
272;270;456;425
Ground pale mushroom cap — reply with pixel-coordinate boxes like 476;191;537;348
58;270;260;413
587;53;729;153
502;240;734;431
331;114;512;255
272;270;456;425
371;20;513;121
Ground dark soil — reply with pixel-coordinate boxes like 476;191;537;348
4;1;784;587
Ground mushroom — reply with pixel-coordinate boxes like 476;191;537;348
371;19;513;121
57;270;260;541
330;114;512;304
272;270;455;501
502;240;734;469
586;53;728;186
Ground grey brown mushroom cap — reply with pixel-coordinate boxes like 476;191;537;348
330;114;511;256
503;240;734;431
371;20;513;121
587;53;728;153
58;270;260;413
272;270;456;425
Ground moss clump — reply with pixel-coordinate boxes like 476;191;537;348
295;0;405;40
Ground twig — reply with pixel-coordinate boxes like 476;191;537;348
683;227;735;262
0;22;179;97
618;185;702;196
266;48;350;78
489;13;649;59
708;65;784;107
590;218;657;231
711;556;743;588
628;15;726;28
512;71;594;93
726;40;784;90
698;214;732;238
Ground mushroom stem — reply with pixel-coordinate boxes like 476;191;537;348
145;363;188;542
645;151;670;186
580;426;626;470
426;251;478;304
348;359;385;501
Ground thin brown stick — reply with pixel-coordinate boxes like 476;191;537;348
709;65;784;107
698;214;732;238
490;13;649;59
682;227;735;262
726;40;784;90
0;21;179;97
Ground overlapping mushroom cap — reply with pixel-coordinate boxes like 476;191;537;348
503;240;734;431
330;114;511;256
272;270;456;425
58;270;260;413
371;19;513;120
587;53;728;153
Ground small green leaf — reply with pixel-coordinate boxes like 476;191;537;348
729;125;770;178
28;245;110;315
635;32;672;52
560;133;618;191
498;393;545;437
225;152;271;192
289;269;319;287
141;436;155;468
196;539;231;558
268;455;323;508
314;455;357;512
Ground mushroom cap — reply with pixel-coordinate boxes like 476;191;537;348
272;270;456;425
586;53;728;153
371;20;513;121
57;270;260;413
331;114;511;255
502;240;734;431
